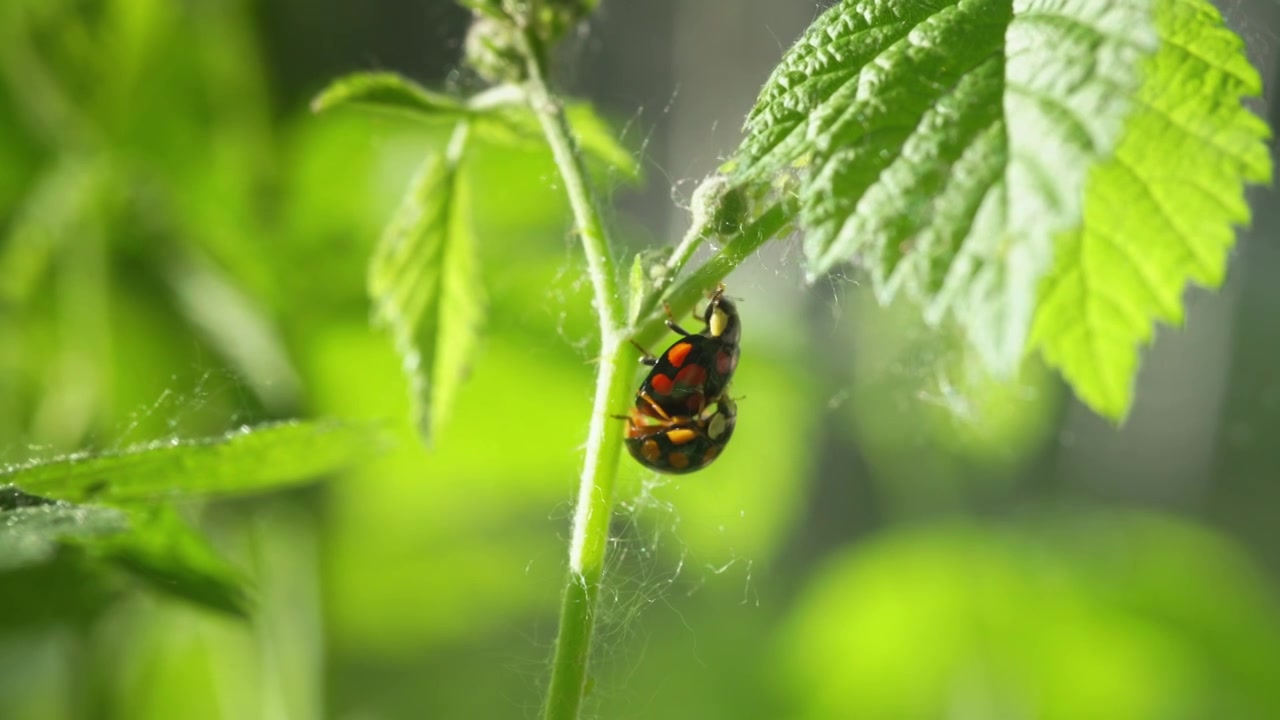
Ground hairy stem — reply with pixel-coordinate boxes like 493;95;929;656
632;200;792;349
523;41;624;338
544;337;631;720
522;28;630;720
660;216;713;286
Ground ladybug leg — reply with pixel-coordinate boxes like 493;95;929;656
662;303;693;337
629;339;658;366
637;392;675;422
665;318;693;336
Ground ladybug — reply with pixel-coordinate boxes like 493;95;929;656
622;284;742;474
624;394;737;474
630;284;740;419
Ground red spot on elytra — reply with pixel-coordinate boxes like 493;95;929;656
715;350;736;375
666;342;693;367
651;373;674;396
674;364;708;388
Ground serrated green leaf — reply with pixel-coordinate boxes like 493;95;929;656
310;71;470;120
370;148;485;443
730;0;1158;371
0;486;129;571
1031;0;1272;420
0;421;380;502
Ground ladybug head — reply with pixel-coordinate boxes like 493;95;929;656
704;290;740;344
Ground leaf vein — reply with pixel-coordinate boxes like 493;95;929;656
1005;81;1098;152
1109;153;1216;277
1014;10;1151;52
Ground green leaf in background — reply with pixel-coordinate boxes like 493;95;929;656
457;0;505;17
727;0;1158;372
91;506;251;617
474;101;642;181
369;147;485;443
164;252;302;412
841;285;1061;507
779;516;1280;720
0;159;106;305
1030;0;1272;420
309;71;470;121
0;488;248;616
563;102;640;181
0;421;380;503
0;550;120;632
0;486;128;571
312;72;640;180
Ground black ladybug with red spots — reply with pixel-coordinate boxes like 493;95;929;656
622;284;741;474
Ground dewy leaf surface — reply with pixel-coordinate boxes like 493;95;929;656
0;487;128;571
1031;0;1272;420
729;0;1158;370
0;421;378;502
369;149;485;443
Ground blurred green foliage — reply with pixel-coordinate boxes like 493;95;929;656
782;517;1280;720
0;0;1276;719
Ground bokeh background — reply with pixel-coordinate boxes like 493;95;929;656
2;0;1279;718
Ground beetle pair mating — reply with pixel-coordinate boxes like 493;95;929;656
620;284;741;474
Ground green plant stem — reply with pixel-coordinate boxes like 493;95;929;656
660;217;713;287
523;40;624;338
522;28;631;720
522;19;790;714
631;200;792;349
544;338;631;720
